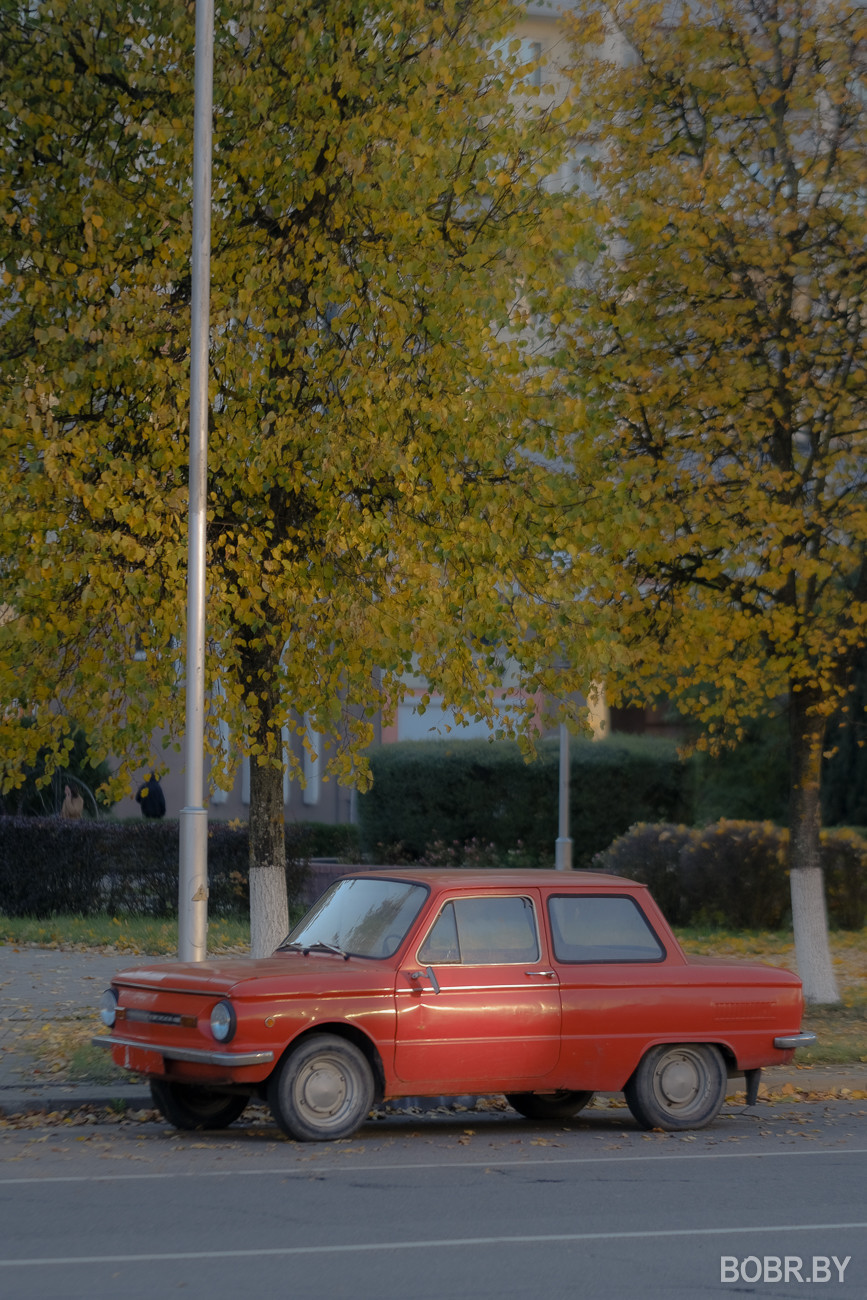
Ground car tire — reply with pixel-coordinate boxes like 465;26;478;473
624;1043;727;1131
149;1080;250;1130
505;1090;595;1121
268;1034;375;1142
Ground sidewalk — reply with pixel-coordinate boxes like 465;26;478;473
0;945;164;1114
1;943;865;1118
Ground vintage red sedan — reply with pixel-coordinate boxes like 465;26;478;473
93;869;815;1141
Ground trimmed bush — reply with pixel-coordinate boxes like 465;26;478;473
0;817;309;919
594;820;867;930
358;736;689;869
358;739;554;864
822;648;867;827
678;821;789;929
291;821;362;862
587;822;696;923
821;829;867;931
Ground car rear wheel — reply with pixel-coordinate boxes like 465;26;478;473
505;1090;595;1121
268;1034;375;1142
149;1080;250;1130
624;1043;727;1131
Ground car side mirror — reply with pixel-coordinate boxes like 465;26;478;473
409;966;441;995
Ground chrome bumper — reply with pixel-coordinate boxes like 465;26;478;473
773;1032;817;1050
92;1034;275;1068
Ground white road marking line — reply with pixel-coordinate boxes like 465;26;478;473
2;1222;867;1268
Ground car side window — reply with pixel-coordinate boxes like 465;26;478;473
418;896;540;965
548;895;665;963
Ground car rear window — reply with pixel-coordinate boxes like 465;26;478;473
548;894;665;963
418;895;540;965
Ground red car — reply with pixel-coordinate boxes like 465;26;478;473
94;869;815;1141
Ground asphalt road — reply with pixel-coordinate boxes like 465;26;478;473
1;1101;864;1300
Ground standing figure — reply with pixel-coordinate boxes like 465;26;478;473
135;774;166;819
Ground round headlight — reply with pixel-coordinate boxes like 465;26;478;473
99;989;118;1028
210;1000;236;1043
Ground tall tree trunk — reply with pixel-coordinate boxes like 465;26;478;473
788;687;839;1004
248;756;290;958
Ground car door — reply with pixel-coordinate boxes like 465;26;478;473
546;890;673;1089
393;891;561;1088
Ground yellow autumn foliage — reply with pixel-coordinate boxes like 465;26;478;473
556;0;867;1003
0;0;592;811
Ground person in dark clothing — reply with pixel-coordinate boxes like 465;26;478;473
135;774;166;818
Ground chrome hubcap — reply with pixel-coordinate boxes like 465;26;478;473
297;1058;349;1118
656;1052;703;1107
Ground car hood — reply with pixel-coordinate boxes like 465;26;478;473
111;952;393;1000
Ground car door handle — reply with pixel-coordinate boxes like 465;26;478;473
525;970;556;978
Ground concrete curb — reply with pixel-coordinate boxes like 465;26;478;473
0;1082;154;1116
0;1084;486;1118
1;1067;864;1121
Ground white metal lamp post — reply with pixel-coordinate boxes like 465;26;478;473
178;0;214;961
555;720;573;870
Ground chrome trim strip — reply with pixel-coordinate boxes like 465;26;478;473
92;1035;275;1067
773;1032;817;1050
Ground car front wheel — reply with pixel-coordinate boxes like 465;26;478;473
505;1090;595;1121
624;1043;727;1131
268;1034;375;1142
149;1080;250;1130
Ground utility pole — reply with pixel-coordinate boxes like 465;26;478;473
178;0;214;961
555;721;573;870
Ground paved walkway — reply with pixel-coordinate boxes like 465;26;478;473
1;942;865;1117
0;945;166;1111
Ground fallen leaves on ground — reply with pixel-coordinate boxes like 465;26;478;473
727;1084;867;1103
16;1018;127;1084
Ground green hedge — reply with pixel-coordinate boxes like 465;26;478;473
293;822;362;862
0;818;309;918
357;737;690;869
593;820;867;930
687;716;791;825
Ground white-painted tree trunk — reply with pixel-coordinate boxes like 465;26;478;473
249;864;289;958
789;867;839;1005
788;687;840;1005
248;749;290;959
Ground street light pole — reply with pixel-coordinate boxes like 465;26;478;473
555;721;572;870
178;0;214;961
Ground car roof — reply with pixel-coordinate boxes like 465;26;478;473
339;868;645;892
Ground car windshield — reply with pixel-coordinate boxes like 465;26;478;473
280;877;429;959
